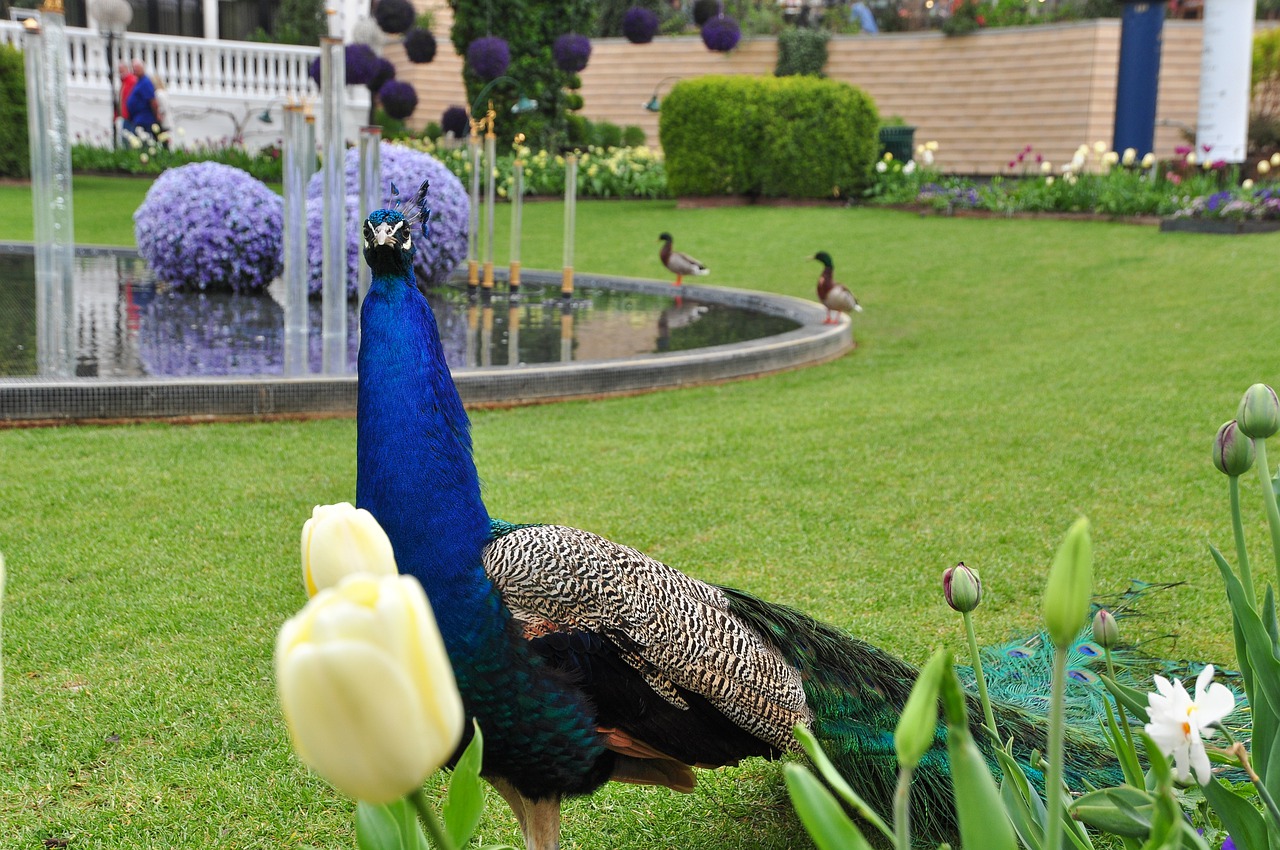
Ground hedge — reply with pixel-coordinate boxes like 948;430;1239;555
0;45;29;178
659;75;879;199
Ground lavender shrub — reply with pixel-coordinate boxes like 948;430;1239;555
133;162;283;293
305;142;469;296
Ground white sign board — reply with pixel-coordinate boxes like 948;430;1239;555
1196;0;1257;163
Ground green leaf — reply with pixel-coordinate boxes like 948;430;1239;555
995;747;1045;850
1103;697;1145;787
1212;546;1280;712
943;669;1018;850
792;725;894;840
1069;786;1154;838
1202;777;1268;850
1100;674;1151;725
1264;584;1279;650
782;763;876;850
443;723;486;850
357;801;411;850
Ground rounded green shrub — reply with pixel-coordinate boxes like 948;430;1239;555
660;75;878;199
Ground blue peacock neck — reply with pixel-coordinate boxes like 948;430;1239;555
355;268;495;641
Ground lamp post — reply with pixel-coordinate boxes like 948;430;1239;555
90;0;131;149
643;76;680;112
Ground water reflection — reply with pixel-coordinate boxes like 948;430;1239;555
0;253;799;380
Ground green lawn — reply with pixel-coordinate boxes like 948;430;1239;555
0;176;1276;848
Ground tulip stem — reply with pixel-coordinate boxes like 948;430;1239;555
1229;475;1257;609
1253;440;1280;587
1217;729;1280;832
1043;646;1069;850
893;767;912;850
1103;648;1137;763
962;611;998;738
410;788;458;850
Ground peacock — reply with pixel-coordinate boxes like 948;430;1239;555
356;189;1131;850
813;250;862;324
657;232;709;287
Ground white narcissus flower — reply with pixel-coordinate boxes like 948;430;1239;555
1045;175;1055;186
875;160;888;173
301;502;398;596
1040;160;1052;174
276;573;465;804
1144;664;1235;785
922;149;934;166
903;160;916;174
1093;140;1107;153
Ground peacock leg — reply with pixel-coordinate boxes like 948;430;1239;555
522;795;562;850
488;777;529;836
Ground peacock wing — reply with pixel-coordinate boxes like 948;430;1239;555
481;524;811;754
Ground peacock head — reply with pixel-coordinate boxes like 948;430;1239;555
362;181;432;277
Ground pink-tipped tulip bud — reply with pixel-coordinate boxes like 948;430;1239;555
1237;384;1280;440
943;562;982;613
1213;420;1256;477
1092;609;1119;649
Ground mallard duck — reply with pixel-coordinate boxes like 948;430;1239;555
812;251;861;324
657;233;708;286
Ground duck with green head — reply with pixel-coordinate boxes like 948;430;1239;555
812;250;862;324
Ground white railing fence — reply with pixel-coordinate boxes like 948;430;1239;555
1;20;370;152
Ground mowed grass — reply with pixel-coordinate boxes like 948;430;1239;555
1;176;1278;848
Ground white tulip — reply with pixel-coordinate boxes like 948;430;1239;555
276;574;465;804
301;502;398;596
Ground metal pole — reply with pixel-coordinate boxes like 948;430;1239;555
509;156;523;295
561;153;577;300
482;125;496;293
466;129;480;294
282;104;309;376
319;36;346;375
357;126;382;328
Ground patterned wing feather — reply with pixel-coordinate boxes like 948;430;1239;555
481;524;812;752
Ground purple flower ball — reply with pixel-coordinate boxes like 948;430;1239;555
305;142;469;295
553;33;592;73
379;80;419;120
441;105;469;138
467;36;510;81
368;57;396;93
307;43;381;88
622;6;660;43
403;27;437;63
701;14;740;52
134;162;283;293
373;0;415;35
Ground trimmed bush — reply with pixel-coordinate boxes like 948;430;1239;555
776;26;829;77
553;33;592;73
441;106;469;138
466;36;510;80
0;45;28;178
660;75;879;199
622;124;646;148
378;80;418;120
134;163;283;292
305;142;468;295
621;6;660;43
701;15;741;51
403;27;438;63
374;0;415;34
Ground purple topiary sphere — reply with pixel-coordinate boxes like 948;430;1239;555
306;143;469;295
403;27;437;63
308;43;381;88
441;105;469;137
134;162;282;293
701;14;740;52
368;57;396;93
466;36;510;81
373;0;414;34
552;33;592;73
621;6;659;43
378;80;418;120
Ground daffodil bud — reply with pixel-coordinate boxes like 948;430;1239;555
1092;608;1118;649
1043;517;1093;650
301;502;398;596
1237;384;1280;440
894;649;949;770
943;562;982;613
1213;420;1255;477
276;573;465;804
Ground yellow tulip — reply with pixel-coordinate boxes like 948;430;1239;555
301;502;398;597
276;574;465;804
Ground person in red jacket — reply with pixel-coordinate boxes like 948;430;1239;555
118;61;137;123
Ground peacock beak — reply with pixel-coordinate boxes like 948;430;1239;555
370;221;400;247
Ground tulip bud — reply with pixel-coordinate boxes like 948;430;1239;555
1122;148;1137;166
1043;518;1092;650
1141;152;1155;169
943;562;982;613
1091;609;1118;649
276;574;465;804
1258;160;1271;175
301;502;398;596
894;648;949;770
1213;419;1256;477
1237;384;1280;440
